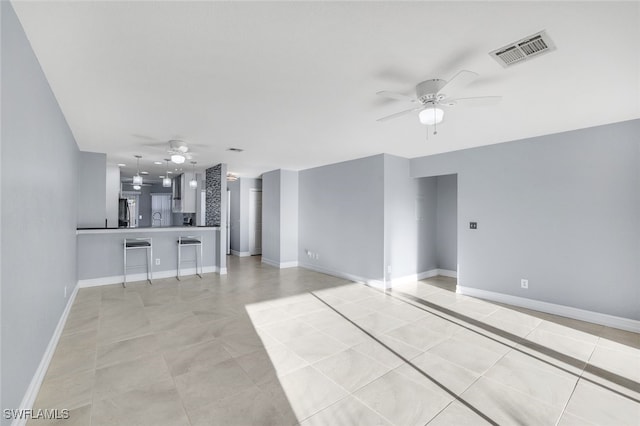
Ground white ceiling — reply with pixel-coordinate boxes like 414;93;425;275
12;1;640;179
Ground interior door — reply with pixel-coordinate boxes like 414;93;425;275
249;189;262;255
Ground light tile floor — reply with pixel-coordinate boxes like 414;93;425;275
30;256;640;425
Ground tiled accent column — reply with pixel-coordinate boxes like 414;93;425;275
205;164;228;274
206;164;222;226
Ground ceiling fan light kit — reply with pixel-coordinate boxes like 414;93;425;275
376;70;501;135
419;107;444;126
171;154;186;164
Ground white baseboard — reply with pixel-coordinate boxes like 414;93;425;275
457;286;640;333
390;268;459;285
299;262;384;288
78;266;217;288
417;269;439;280
231;250;251;257
13;283;79;426
437;269;458;278
261;258;299;269
218;267;227;275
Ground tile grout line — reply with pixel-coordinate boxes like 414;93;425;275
310;291;500;426
387;288;640;404
554;337;599;426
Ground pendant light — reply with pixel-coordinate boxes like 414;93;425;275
162;159;172;187
132;155;143;185
189;161;198;189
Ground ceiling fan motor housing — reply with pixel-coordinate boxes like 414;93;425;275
416;79;447;104
169;139;189;153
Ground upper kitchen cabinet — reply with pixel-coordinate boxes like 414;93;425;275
77;151;120;228
172;172;196;213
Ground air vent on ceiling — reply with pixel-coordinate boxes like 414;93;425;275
490;30;556;68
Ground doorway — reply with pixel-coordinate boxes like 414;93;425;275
249;189;262;255
151;193;172;227
416;174;458;288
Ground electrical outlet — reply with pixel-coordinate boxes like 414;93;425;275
521;279;529;289
470;222;478;230
155;258;160;265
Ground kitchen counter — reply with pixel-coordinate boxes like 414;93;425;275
77;226;219;235
76;226;225;285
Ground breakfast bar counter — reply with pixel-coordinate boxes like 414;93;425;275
77;226;223;286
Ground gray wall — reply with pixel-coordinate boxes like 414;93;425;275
77;151;107;228
411;119;640;320
228;180;241;252
383;155;447;282
280;170;299;264
298;155;385;282
261;170;281;264
105;164;120;228
384;155;427;280
415;177;439;275
1;2;79;421
435;174;457;271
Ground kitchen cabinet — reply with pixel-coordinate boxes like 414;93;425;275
172;172;196;213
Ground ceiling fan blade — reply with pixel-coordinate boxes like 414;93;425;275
376;107;422;122
438;70;479;96
376;91;418;103
440;96;502;107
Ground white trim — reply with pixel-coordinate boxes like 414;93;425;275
261;257;279;268
457;286;640;333
13;284;79;426
437;269;458;278
231;250;251;257
78;266;217;288
218;267;227;275
388;268;458;285
261;258;299;269
299;262;384;288
389;269;436;285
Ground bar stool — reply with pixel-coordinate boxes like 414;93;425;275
123;237;153;287
177;236;203;280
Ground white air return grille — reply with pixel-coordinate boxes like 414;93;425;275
490;30;556;67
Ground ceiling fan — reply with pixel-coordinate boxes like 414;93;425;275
139;137;204;164
376;70;501;133
165;139;196;164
